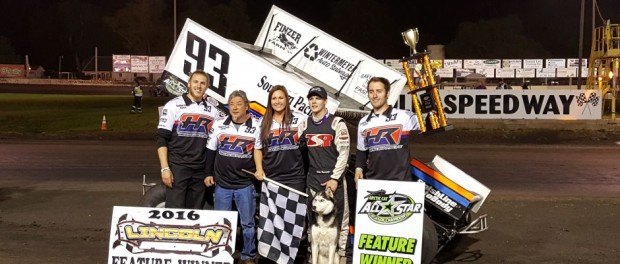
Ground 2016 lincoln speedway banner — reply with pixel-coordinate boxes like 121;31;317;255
107;206;238;264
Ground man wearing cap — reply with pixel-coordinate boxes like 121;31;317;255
299;86;350;259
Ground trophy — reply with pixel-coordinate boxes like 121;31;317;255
400;28;452;134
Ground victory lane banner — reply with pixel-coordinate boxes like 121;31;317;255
161;18;339;117
108;206;238;264
353;180;425;264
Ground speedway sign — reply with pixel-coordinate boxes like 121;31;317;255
353;180;425;264
108;206;237;264
396;90;602;120
254;5;406;109
161;19;339;115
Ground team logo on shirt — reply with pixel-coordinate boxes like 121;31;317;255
306;134;333;147
176;114;214;138
218;134;255;158
267;129;299;151
363;125;407;152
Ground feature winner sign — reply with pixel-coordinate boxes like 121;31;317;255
108;206;237;264
255;5;406;109
354;180;425;264
161;18;339;116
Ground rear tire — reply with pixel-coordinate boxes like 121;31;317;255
140;184;214;210
140;184;166;208
422;213;439;264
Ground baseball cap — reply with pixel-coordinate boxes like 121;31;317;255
307;86;327;99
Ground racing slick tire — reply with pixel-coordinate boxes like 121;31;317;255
422;213;439;264
140;183;214;209
141;184;166;208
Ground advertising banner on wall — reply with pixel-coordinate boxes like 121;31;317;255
545;59;566;68
112;55;131;72
523;59;543;69
436;68;454;78
161;19;339;116
556;68;577;78
396;89;602;120
536;68;556;78
516;68;536;78
567;58;588;68
496;68;515;78
254;5;406;109
130;55;149;73
149;56;166;73
502;59;522;69
443;59;462;69
0;64;25;78
476;68;495;78
107;206;238;264
353;180;425;264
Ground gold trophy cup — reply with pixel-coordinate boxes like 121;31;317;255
400;28;452;134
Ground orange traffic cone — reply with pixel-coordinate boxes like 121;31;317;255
101;115;108;131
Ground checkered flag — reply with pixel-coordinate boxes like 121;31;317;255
257;180;308;264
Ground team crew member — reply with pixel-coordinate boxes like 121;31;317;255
355;76;420;186
156;70;218;209
204;90;259;264
254;85;306;192
299;86;350;258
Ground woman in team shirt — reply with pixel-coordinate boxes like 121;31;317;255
253;85;307;192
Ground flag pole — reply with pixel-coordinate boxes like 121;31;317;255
241;169;309;197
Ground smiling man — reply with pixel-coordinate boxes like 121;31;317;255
156;70;219;209
355;77;420;186
204;90;260;264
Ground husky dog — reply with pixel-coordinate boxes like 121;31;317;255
310;188;339;264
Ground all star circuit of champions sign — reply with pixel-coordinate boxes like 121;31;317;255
354;180;426;264
107;206;238;264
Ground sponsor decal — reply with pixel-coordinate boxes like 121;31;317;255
358;190;422;225
303;43;356;80
354;73;372;96
267;129;300;151
176;114;214;137
363;125;406;152
424;185;466;219
269;22;302;53
218;134;255;158
306;134;333;147
256;75;312;115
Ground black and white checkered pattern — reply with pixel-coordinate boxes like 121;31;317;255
257;182;307;264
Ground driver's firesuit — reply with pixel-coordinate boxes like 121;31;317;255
299;112;350;257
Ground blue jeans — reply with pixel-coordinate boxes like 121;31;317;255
214;184;256;260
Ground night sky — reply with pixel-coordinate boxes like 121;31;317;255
1;0;619;70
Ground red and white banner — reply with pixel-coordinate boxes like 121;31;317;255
0;64;25;78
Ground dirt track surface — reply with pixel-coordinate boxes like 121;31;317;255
0;139;619;264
